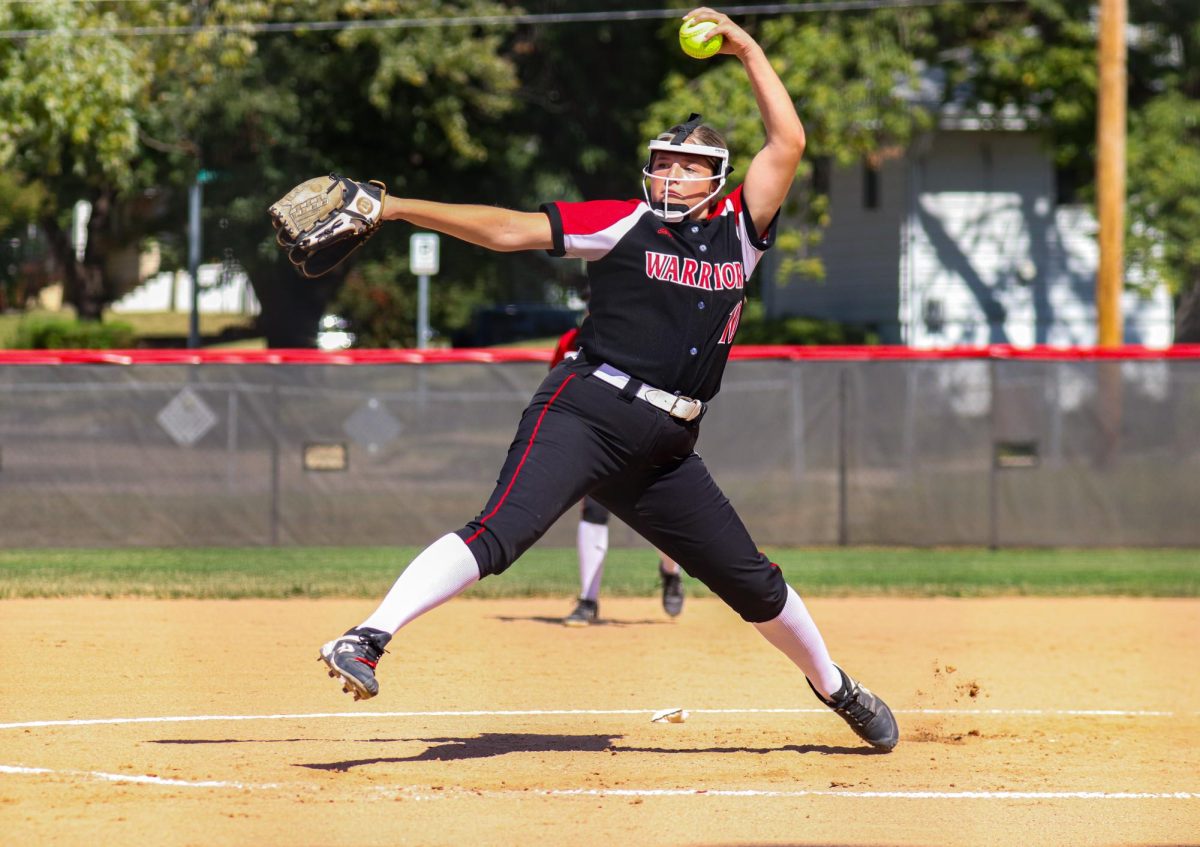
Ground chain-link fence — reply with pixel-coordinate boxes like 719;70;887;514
2;349;1197;548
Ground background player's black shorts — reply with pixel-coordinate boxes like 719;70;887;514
580;496;609;525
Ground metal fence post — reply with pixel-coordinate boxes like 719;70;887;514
790;362;805;482
226;389;238;492
269;381;281;545
837;366;849;546
988;359;998;550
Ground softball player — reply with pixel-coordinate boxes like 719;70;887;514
320;7;898;751
565;494;684;626
553;326;686;626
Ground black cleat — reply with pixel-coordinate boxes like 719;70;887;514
563;598;598;627
660;564;684;618
318;627;391;701
809;665;899;751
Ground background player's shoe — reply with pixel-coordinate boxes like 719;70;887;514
319;627;391;700
660;564;684;617
808;666;899;751
563;598;598;626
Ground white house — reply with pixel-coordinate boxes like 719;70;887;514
763;109;1174;348
110;263;260;316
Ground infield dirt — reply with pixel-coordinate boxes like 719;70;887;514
1;596;1197;846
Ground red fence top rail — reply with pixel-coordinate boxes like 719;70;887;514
0;344;1198;365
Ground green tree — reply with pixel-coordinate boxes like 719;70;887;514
186;0;529;345
0;0;265;319
0;170;50;310
1127;93;1200;341
7;2;1197;347
926;0;1200;341
330;248;491;347
0;1;530;341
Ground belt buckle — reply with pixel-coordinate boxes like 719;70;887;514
668;394;699;421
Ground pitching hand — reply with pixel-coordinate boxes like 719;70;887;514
681;7;756;59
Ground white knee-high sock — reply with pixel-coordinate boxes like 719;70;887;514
358;533;481;635
577;519;609;601
753;584;843;698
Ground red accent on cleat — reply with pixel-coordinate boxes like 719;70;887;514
353;657;378;668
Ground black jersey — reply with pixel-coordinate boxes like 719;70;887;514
541;185;775;402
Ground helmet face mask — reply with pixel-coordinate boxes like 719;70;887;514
642;125;730;222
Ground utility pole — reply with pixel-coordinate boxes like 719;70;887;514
1096;0;1126;348
1096;0;1126;468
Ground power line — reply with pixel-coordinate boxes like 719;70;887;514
0;0;1024;40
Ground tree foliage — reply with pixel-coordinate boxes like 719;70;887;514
0;0;527;336
0;0;263;318
188;0;532;344
924;0;1200;338
1;1;1198;344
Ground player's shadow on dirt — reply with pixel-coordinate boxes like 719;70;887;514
494;615;673;627
295;733;879;772
296;732;619;771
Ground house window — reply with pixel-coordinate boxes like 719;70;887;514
923;299;945;333
863;161;880;210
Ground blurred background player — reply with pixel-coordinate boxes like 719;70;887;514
553;325;685;626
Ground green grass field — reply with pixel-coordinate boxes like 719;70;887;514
0;546;1195;600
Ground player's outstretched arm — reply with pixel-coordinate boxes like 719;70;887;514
683;7;805;227
383;197;553;253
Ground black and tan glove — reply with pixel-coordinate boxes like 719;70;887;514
268;173;387;278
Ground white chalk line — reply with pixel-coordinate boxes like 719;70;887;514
0;765;1196;801
0;706;1191;731
0;764;281;790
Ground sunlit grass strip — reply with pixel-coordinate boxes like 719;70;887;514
0;546;1195;600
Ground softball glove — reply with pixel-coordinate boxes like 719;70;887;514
268;173;387;278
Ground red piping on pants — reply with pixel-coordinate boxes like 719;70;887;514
465;373;577;544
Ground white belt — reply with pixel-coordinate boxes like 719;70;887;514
591;363;705;422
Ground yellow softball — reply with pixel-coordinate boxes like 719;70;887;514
679;18;722;60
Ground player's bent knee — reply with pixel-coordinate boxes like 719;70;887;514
709;557;789;623
455;525;519;578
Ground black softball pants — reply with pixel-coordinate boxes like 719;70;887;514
455;358;788;623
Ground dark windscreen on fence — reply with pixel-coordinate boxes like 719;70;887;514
1;348;1197;547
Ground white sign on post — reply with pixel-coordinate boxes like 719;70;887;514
409;233;440;276
410;232;439;350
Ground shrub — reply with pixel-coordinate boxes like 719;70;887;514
735;300;878;345
10;316;137;349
